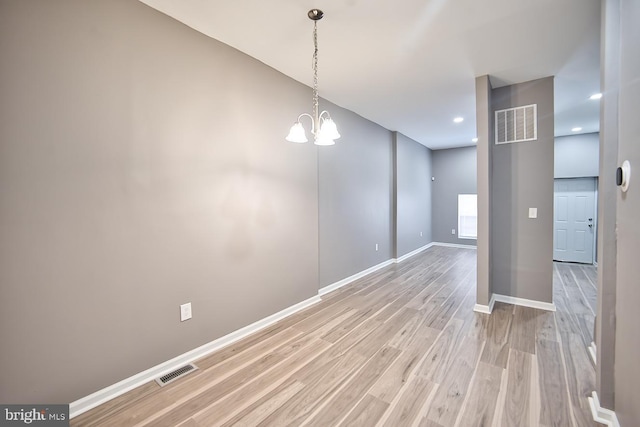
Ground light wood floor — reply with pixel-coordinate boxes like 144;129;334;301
72;246;601;427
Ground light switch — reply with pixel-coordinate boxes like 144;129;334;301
180;303;192;321
528;208;538;219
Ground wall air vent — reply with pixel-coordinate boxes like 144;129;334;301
155;364;198;387
495;104;537;144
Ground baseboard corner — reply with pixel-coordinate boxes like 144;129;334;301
393;242;435;264
588;391;620;427
473;294;496;314
431;242;477;250
473;304;492;314
318;259;395;296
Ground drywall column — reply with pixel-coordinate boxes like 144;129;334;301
475;75;493;308
491;77;554;304
613;0;640;424
596;0;619;410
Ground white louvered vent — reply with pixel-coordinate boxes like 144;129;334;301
495;104;537;144
155;364;198;387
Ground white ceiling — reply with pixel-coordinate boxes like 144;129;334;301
139;0;602;150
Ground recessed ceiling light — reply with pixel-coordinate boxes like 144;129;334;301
572;127;582;132
453;117;464;123
472;137;478;143
590;93;602;100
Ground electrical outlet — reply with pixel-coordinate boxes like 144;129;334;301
451;229;456;235
375;243;379;251
420;231;423;237
180;303;192;322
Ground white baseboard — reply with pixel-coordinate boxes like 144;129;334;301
473;293;496;314
394;242;435;264
588;391;620;427
473;304;491;314
70;242;480;418
319;259;395;296
431;242;477;250
492;294;556;312
319;242;437;296
321;241;482;298
69;294;321;419
588;341;597;365
73;242;445;418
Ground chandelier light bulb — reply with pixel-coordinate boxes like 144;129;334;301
314;134;336;146
286;122;308;143
320;118;341;140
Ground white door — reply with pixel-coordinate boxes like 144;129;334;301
553;178;596;263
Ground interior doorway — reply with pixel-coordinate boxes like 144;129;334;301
553;177;598;264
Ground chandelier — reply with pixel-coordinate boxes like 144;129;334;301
286;9;340;146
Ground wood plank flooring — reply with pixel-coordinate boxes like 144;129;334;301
72;247;602;427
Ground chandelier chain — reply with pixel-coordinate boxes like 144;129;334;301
285;9;338;146
312;20;319;129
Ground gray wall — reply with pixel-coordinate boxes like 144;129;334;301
319;106;394;287
491;77;555;302
393;132;433;258
432;146;477;246
613;0;640;424
431;132;595;251
555;133;600;178
0;0;320;404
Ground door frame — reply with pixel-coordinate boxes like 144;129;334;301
593;179;598;265
553;177;599;265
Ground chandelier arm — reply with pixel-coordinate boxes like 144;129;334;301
297;113;317;135
318;110;331;120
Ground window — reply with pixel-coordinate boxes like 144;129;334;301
458;194;477;239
